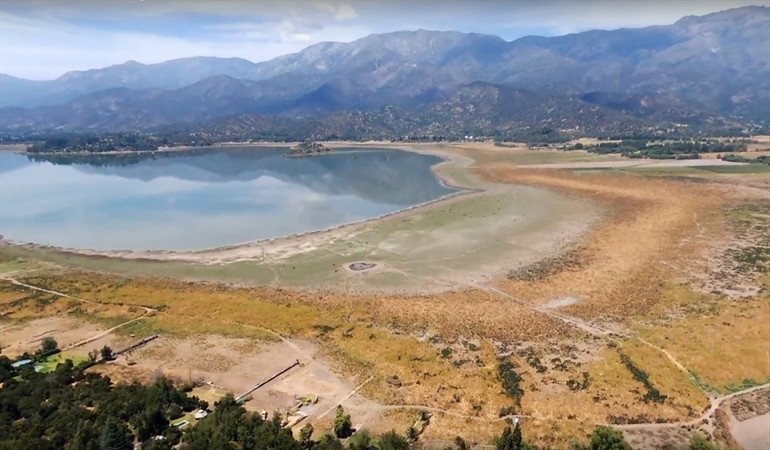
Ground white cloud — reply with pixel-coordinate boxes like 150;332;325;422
0;0;765;79
312;2;358;20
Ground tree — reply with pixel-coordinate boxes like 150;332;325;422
512;422;523;450
98;418;134;450
333;405;352;438
165;403;183;420
588;426;631;450
132;408;169;442
299;423;314;448
379;430;411;450
41;336;59;355
497;423;533;450
88;349;99;363
315;434;345;450
100;345;114;361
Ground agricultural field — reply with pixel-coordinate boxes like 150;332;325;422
0;143;767;447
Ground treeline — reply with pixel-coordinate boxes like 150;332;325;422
720;154;770;165
0;360;409;450
26;132;216;153
578;139;751;159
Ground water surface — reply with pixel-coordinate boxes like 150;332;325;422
0;147;456;251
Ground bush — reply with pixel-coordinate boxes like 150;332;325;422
498;358;524;405
589;426;631;450
333;405;352;438
41;337;58;355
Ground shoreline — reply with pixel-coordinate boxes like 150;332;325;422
0;144;482;264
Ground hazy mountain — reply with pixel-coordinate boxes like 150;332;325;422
1;6;767;132
0;57;257;108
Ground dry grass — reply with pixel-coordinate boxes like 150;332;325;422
639;297;770;392
477;167;725;322
2;149;768;445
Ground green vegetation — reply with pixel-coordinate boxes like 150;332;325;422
0;358;414;450
724;377;770;393
689;433;726;450
498;358;524;406
719;154;770;165
41;336;59;354
27;132;210;154
581;139;751;159
618;351;668;404
496;422;533;450
0;362;200;449
333;405;353;438
571;426;632;450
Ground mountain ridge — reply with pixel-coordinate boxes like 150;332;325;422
0;5;768;134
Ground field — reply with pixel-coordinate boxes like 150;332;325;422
1;142;768;447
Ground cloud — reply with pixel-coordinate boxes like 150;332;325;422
0;0;765;79
313;2;358;20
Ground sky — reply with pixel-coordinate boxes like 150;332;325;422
0;0;766;79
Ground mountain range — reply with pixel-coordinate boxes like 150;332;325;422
1;5;768;136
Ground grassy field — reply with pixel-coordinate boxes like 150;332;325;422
36;352;89;372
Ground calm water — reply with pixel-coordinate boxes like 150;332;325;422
0;147;456;251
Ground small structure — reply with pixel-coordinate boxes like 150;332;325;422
193;409;208;420
11;359;33;368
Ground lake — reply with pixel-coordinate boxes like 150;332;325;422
0;147;457;251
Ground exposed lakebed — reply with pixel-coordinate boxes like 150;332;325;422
0;147;457;251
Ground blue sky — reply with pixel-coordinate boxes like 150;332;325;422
0;0;765;79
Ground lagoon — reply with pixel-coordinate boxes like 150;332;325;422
0;147;456;251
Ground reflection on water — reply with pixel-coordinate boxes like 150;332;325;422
0;148;456;251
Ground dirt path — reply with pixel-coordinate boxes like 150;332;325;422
617;383;770;431
316;375;375;420
1;275;155;350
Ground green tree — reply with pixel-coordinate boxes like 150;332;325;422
512;422;523;450
298;423;314;448
132;408;169;441
497;423;532;450
379;430;411;450
498;426;513;450
333;405;352;438
41;336;59;354
98;418;134;450
100;345;114;361
315;434;344;450
68;421;99;450
588;426;631;450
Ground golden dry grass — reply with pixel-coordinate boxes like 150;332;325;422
639;296;770;391
477;167;726;321
2;149;768;445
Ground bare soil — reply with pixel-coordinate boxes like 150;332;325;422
0;316;116;358
107;334;382;426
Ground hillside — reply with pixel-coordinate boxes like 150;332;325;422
0;6;768;134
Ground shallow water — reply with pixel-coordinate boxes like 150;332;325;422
0;147;456;251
